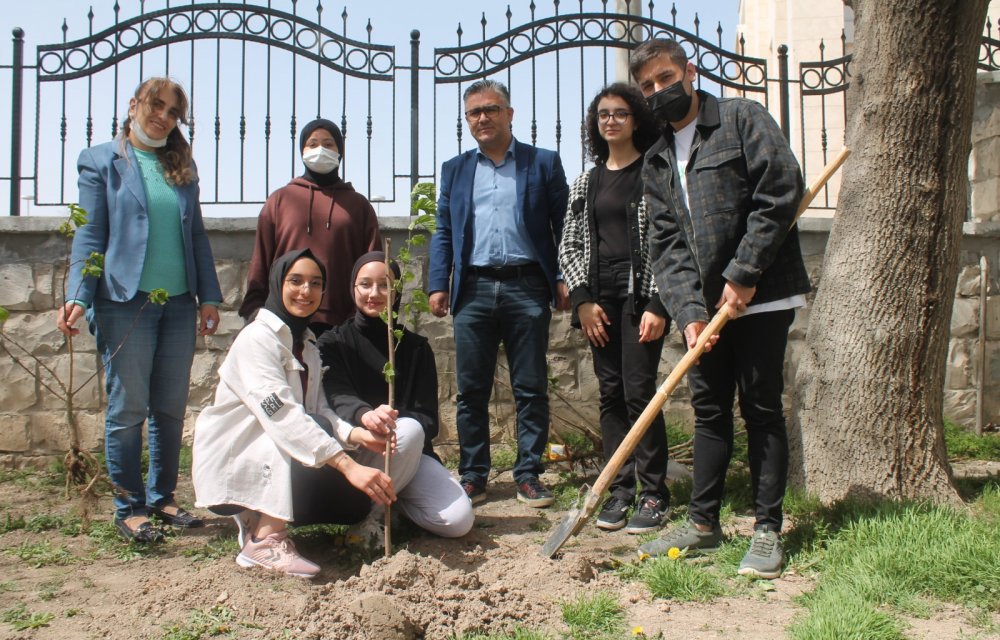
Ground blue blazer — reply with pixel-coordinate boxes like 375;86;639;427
428;139;569;311
67;139;222;306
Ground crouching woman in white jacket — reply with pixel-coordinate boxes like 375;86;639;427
193;248;421;578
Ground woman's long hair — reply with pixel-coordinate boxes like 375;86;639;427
119;77;195;186
584;82;661;164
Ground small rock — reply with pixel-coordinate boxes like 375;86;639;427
659;603;672;613
216;591;229;603
566;556;595;582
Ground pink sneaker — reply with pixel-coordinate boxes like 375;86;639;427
236;530;320;578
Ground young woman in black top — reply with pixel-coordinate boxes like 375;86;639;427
558;83;672;534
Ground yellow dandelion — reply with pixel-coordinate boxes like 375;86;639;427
632;626;644;636
638;552;651;562
667;547;682;560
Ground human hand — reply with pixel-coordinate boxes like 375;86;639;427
350;426;397;456
361;404;398;436
340;458;396;506
683;321;720;353
56;302;85;337
555;281;570;311
716;281;756;317
578;302;610;347
429;291;449;317
638;311;666;343
198;304;220;336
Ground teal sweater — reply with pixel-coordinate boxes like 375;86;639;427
134;148;188;297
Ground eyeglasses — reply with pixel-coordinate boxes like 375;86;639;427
464;105;505;121
284;276;324;291
597;109;632;124
355;280;391;295
597;110;633;124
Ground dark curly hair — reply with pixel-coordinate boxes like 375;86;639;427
584;83;661;164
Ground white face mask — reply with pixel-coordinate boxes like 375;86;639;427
302;146;341;174
130;119;169;148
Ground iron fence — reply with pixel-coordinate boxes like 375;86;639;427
1;1;997;217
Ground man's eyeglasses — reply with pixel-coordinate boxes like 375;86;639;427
284;276;324;291
597;110;633;124
464;105;505;121
355;280;391;295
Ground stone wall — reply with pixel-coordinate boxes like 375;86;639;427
1;214;997;468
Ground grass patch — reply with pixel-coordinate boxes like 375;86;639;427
560;591;625;639
87;521;161;561
161;606;252;640
787;487;1000;637
637;555;729;602
181;535;240;562
2;603;55;631
450;627;552;640
944;420;1000;461
6;540;75;568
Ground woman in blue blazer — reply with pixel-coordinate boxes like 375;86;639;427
56;77;222;543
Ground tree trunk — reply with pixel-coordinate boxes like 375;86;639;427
790;0;989;505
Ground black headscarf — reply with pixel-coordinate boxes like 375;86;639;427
350;251;402;332
263;248;327;344
299;118;345;187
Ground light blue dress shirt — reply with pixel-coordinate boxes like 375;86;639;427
469;138;538;267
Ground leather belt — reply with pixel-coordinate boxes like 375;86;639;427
466;263;544;280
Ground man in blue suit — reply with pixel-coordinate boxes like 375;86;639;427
428;79;569;508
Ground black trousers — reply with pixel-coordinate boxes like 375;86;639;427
208;462;371;526
590;263;670;502
686;308;794;531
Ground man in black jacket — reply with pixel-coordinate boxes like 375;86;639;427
632;38;809;580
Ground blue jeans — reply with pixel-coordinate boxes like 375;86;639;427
453;272;552;485
89;293;197;520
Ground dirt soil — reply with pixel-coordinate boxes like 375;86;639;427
0;466;993;640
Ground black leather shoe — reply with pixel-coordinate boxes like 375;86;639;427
114;517;165;543
150;505;204;528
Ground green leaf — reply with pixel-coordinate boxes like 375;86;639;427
57;221;75;238
67;204;89;228
147;288;169;305
81;252;105;279
0;306;9;325
409;233;427;246
402;271;415;283
393;328;403;341
382;362;396;384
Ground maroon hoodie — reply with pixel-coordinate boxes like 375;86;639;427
240;177;381;328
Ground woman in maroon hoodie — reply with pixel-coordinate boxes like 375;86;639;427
240;119;381;336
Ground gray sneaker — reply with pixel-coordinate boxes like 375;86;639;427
637;519;724;558
738;529;784;579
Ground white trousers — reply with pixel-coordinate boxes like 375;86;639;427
354;417;474;538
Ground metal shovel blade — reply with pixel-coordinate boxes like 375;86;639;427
541;483;598;558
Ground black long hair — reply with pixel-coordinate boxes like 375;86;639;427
584;82;661;164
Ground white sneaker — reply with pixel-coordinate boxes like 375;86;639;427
232;510;259;549
236;530;320;578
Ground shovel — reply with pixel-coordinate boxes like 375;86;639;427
541;147;851;558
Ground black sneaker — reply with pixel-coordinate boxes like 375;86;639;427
461;480;486;505
516;476;555;508
624;494;669;534
595;495;632;531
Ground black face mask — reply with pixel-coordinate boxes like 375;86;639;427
647;75;693;123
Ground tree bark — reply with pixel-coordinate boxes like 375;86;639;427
790;0;989;505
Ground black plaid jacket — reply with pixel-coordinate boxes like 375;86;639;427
558;167;667;328
642;91;810;332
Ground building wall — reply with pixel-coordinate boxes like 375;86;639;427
1;212;997;469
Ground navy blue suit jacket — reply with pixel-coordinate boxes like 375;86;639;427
67;139;222;306
428;139;569;311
